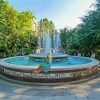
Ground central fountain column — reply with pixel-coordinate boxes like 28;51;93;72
43;32;52;53
38;32;61;53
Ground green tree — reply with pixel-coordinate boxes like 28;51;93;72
60;27;78;53
38;18;55;36
60;0;100;57
0;0;37;57
77;0;100;53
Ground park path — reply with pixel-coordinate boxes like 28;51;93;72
0;74;100;100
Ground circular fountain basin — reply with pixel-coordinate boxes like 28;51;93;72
0;55;99;84
29;53;68;61
0;56;98;69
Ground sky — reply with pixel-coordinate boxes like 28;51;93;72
8;0;95;29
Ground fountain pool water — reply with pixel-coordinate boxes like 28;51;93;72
0;56;93;68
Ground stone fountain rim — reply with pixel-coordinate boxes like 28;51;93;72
0;56;99;71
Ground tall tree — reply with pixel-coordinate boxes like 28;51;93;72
0;0;37;57
38;18;55;36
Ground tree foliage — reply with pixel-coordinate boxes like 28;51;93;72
60;27;78;53
0;0;37;57
60;0;100;56
38;18;55;36
77;0;100;52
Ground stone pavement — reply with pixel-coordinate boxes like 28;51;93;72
0;75;100;100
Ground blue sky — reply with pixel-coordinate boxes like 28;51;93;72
8;0;95;29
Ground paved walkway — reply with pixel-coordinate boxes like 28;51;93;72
0;75;100;100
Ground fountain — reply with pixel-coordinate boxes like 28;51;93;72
29;32;68;61
0;32;99;85
38;32;61;53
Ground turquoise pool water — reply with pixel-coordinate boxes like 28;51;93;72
5;56;92;67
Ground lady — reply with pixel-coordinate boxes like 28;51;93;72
42;53;52;73
36;53;52;73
